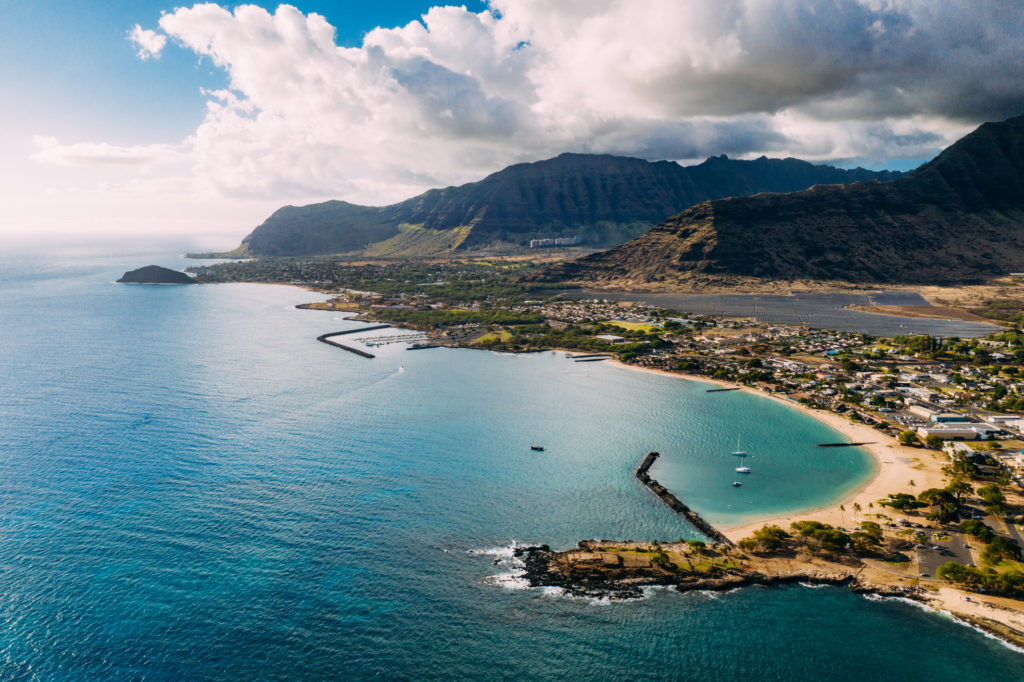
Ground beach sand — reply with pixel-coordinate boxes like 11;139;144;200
604;359;947;540
608;358;1024;646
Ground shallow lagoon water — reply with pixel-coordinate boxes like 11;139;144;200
0;248;1021;680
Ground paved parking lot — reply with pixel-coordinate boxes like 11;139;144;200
916;531;975;578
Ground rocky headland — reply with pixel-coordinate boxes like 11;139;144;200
512;540;1024;648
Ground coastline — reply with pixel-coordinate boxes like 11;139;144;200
602;358;946;538
297;307;1024;652
599;358;1024;648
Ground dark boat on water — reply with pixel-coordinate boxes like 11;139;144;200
530;445;544;451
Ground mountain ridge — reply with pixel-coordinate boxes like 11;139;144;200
226;154;902;258
531;114;1024;290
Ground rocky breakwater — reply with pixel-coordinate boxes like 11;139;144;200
635;452;734;546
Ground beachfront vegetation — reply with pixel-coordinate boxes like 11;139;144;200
738;525;789;553
981;536;1022;565
977;484;1007;516
937;562;1024;594
790;521;851;555
959;519;997;543
898;430;920;446
740;520;895;560
879;492;926;511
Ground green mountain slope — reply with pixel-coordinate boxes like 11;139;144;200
532;114;1024;289
230;154;901;257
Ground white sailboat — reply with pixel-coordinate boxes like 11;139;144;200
731;435;747;457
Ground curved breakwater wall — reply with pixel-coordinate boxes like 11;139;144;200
316;325;392;359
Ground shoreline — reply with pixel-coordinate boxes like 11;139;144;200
601;358;946;538
295;305;1024;652
513;542;1024;651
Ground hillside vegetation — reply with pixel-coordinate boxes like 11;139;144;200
225;154;900;258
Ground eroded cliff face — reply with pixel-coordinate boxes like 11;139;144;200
231;153;902;258
533;114;1024;289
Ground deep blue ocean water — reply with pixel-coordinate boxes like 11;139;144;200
0;246;1022;680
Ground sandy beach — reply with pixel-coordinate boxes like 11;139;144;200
606;358;1024;646
604;359;948;540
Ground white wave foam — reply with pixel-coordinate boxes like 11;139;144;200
485;572;530;590
698;590;721;600
466;542;519;559
799;582;830;589
861;593;1024;655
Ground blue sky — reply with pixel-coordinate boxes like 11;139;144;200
0;1;446;142
1;1;1022;247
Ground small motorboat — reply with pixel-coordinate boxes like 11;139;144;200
735;466;751;473
732;481;743;487
530;445;545;451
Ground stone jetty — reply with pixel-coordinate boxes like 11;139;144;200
316;325;392;359
635;451;734;546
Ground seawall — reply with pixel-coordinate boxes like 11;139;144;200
316;325;392;359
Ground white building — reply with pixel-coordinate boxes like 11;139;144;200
916;423;1001;441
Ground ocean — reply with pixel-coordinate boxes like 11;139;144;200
0;246;1021;680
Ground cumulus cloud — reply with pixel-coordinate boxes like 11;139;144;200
128;24;167;60
53;2;1024;204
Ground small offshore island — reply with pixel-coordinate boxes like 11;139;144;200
117;265;195;284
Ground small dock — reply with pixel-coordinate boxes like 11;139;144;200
573;353;611;362
635;451;735;546
316;325;391;359
706;387;740;393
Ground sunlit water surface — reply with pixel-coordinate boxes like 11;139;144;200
0;248;1020;680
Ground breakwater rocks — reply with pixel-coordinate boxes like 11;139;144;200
635;452;734;546
316;325;392;359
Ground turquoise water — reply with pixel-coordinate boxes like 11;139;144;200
0;247;1021;680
